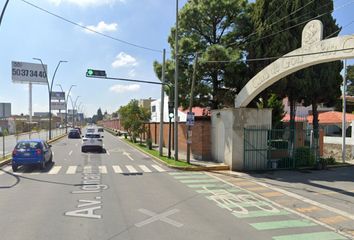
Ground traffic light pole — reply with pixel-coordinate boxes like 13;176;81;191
159;49;166;156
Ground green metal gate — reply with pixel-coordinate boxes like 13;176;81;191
244;128;317;171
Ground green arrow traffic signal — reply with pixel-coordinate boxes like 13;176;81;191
86;69;107;77
87;69;94;76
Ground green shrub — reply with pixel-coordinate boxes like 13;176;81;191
295;147;315;167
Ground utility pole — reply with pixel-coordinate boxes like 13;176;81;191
186;53;198;164
174;0;179;161
159;49;166;156
342;59;347;163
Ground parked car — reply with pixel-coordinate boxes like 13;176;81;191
68;129;81;139
12;139;53;172
81;133;104;153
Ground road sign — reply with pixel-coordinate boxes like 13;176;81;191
12;61;48;85
51;91;65;101
86;69;107;78
51;102;66;111
186;112;195;126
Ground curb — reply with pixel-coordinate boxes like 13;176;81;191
0;133;68;167
104;127;229;171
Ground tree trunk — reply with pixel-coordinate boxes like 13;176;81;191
312;100;319;164
289;96;296;159
211;70;219;109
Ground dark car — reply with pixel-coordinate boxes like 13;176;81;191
68;129;81;139
12;139;53;171
74;127;82;134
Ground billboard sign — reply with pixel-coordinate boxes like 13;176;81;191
51;102;66;111
12;61;48;85
51;91;65;101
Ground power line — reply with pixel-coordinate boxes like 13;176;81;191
202;47;354;63
20;0;163;53
326;19;354;39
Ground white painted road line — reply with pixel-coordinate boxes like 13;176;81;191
66;166;77;174
123;152;134;161
112;165;122;173
106;150;110;156
99;166;108;174
151;165;165;172
139;165;152;173
0;166;11;175
69;150;73;156
48;166;62;175
126;165;138;173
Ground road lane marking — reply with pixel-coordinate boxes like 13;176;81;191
69;150;73;156
123;152;134;161
112;165;122;173
180;179;219;184
0;166;11;175
48;166;62;174
99;166;107;174
174;175;212;179
106;150;110;156
139;165;152;173
169;172;203;176
273;231;347;240
126;165;138;173
151;165;165;172
66;166;77;174
135;209;183;228
251;220;316;230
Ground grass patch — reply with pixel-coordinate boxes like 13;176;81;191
122;138;194;167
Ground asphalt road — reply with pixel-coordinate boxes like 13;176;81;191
0;128;66;156
0;130;349;240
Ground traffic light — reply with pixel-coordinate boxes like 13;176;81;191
86;69;107;78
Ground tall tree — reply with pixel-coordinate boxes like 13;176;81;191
154;0;251;109
346;65;354;96
118;100;150;142
97;108;103;121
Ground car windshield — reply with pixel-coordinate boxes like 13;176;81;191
85;134;100;138
16;141;42;149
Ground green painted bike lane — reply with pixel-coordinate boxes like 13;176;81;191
169;172;349;240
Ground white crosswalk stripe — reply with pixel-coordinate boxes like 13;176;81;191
66;166;77;174
139;165;152;173
99;166;107;174
112;165;122;173
0;166;11;175
48;166;62;174
151;164;166;172
126;165;138;173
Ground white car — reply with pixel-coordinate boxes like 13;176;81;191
81;133;104;153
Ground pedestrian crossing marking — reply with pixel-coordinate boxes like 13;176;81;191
296;206;321;213
99;166;108;174
126;165;138;173
251;220;316;230
151;165;165;172
112;165;122;173
272;231;347;240
139;165;152;173
48;166;62;175
66;166;77;174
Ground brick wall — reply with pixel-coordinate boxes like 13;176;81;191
99;117;212;161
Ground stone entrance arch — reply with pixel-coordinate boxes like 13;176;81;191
235;20;354;108
212;20;354;171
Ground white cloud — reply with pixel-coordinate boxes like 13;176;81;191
48;0;125;7
112;52;138;68
84;21;118;34
109;84;140;93
128;69;136;78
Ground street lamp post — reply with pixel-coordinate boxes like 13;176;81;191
33;58;67;140
70;96;80;128
57;84;76;133
174;0;179;161
0;0;10;28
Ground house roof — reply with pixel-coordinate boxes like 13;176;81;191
282;114;307;122
307;111;354;124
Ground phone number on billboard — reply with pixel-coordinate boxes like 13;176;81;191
12;68;47;78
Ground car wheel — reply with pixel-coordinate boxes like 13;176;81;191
40;161;46;170
12;164;18;172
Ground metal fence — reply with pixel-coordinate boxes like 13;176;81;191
0;128;66;158
244;128;317;171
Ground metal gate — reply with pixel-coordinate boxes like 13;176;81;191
244;128;317;171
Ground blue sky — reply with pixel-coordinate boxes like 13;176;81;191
0;0;353;117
